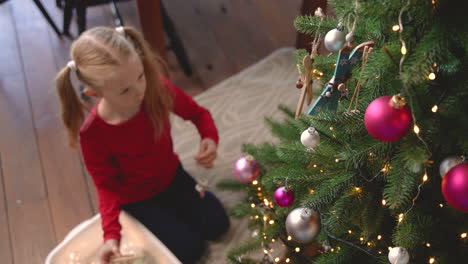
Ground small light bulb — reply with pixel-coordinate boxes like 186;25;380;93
431;105;438;112
269;220;275;225
348;230;352;234
255;215;259;219
331;248;335;252
295;247;300;252
287;236;292;241
286;258;290;263
320;169;324;173
382;200;387;206
263;216;268;221
423;173;429;182
271;238;275;242
439;203;444;208
428;72;436;80
263;249;268;254
429;257;435;264
377;235;382;240
360;237;364;242
426;242;431;247
252;180;258;185
401;45;407;55
251;203;255;208
329;126;334;131
355;187;361;192
275;257;280;262
413;125;420;134
392;25;400;31
335;159;340;162
313;164;317;168
309;189;315;194
461;233;467;238
399;213;404;222
367;242;372;246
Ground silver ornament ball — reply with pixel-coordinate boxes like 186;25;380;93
285;207;320;243
388;247;410;264
440;156;464;178
324;24;346;52
301;127;320;149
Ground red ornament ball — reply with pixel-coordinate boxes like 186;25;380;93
441;163;468;212
364;95;412;142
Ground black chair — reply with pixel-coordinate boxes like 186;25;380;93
58;0;192;76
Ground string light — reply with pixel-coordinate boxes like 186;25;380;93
398;213;404;223
329;126;334;131
426;242;431;247
439;203;444;208
320;169;324;173
428;72;436;80
263;216;268;221
401;45;407;55
269;220;275;225
367;242;372;246
461;233;467;238
287;235;292;241
335;159;340;162
295;247;301;252
431;105;438;112
263;249;268;254
252;180;258;185
255;215;259;219
257;187;262;191
360;237;364;242
354;187;361;192
377;235;382;240
309;189;315;194
413;125;420;134
313;164;318;168
275;257;280;262
392;24;400;31
423;173;429;182
251;203;256;208
286;258;291;263
429;257;435;263
348;230;353;234
382;200;387;206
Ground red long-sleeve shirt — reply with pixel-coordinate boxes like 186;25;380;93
79;77;219;241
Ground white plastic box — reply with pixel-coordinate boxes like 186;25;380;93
45;212;181;264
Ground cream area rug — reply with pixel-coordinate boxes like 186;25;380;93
171;47;302;263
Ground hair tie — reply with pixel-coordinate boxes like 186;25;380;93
115;26;125;35
67;60;77;71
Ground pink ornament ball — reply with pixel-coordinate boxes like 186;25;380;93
364;95;412;142
441;163;468;212
274;186;295;207
234;156;260;183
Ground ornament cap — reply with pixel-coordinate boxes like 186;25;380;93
336;22;344;32
390;94;407;108
307;127;317;134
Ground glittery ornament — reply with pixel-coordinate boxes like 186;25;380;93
233;155;260;183
285;208;320;243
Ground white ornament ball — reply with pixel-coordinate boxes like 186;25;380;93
439;156;464;178
301;127;320;149
285;207;320;243
388;247;410;264
324;24;346;52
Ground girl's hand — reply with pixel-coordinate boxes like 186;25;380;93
98;239;121;264
194;138;217;168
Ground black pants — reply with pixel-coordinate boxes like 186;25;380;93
121;165;230;264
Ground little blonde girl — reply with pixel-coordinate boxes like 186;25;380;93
55;26;230;264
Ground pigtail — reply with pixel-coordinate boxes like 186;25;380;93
55;66;84;148
122;26;173;138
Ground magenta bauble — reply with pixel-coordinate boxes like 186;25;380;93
274;187;295;208
233;156;260;183
441;163;468;212
364;95;412;142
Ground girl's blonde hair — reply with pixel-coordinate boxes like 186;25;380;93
56;26;173;148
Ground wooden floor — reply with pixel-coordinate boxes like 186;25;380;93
0;0;301;263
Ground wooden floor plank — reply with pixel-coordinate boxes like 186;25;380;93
10;0;95;242
0;154;13;264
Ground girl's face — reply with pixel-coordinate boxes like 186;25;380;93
97;53;146;110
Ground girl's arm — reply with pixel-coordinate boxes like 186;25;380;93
79;134;123;242
162;77;219;144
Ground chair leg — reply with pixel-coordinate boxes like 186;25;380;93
161;3;192;76
76;1;87;35
62;0;74;36
32;0;62;37
109;0;124;27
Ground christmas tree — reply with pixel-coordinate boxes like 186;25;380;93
219;0;468;263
